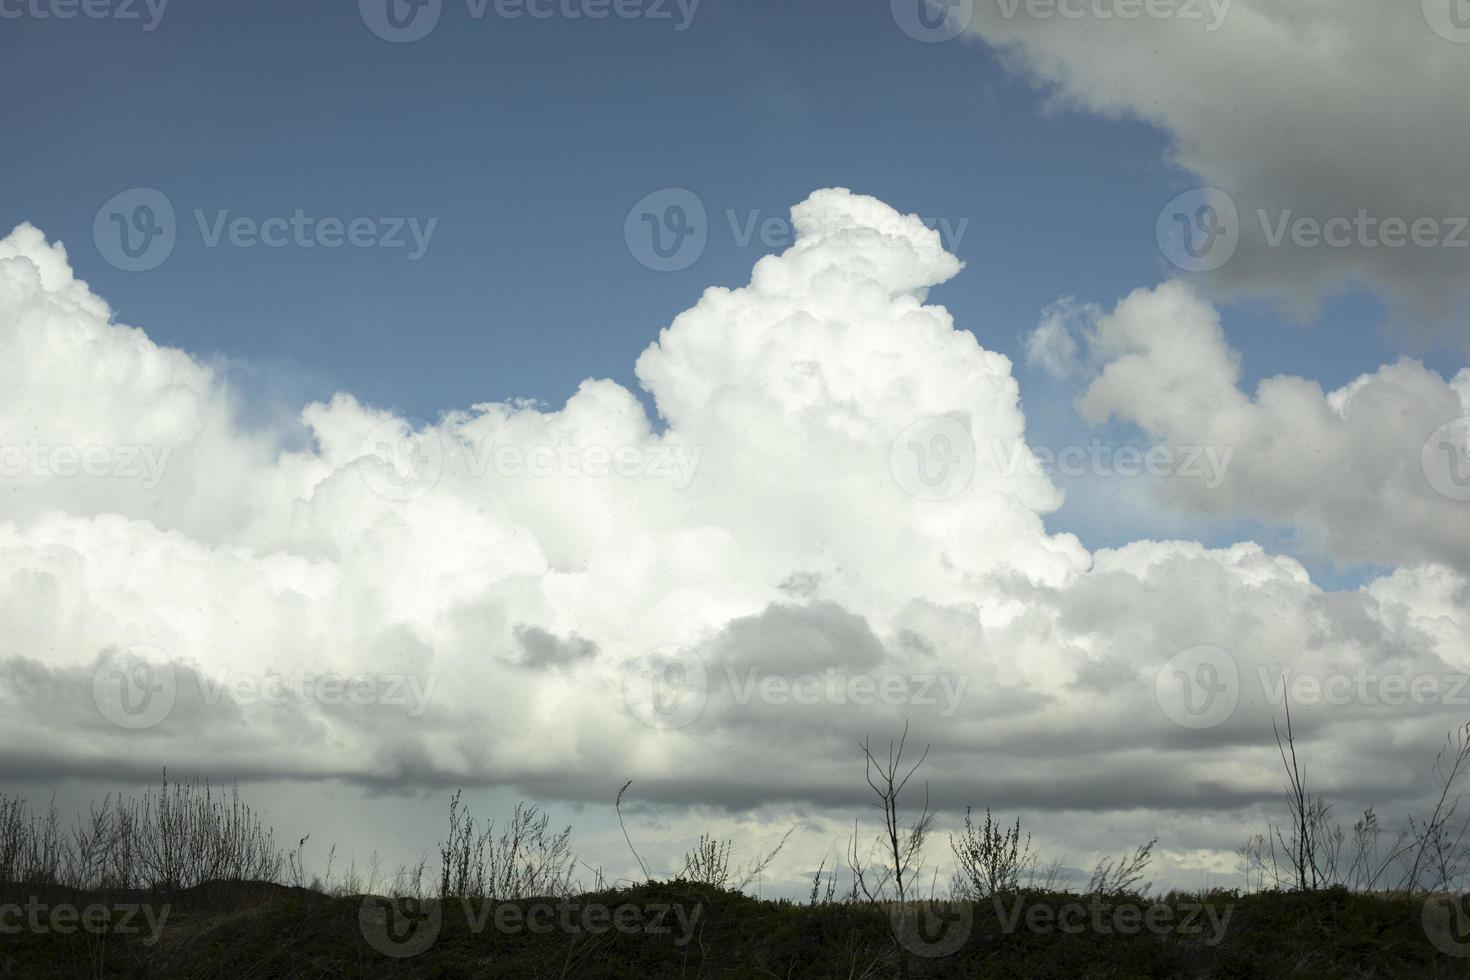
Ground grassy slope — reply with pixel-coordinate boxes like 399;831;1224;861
4;881;1470;979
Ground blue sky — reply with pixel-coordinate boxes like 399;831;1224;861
5;0;1441;398
8;0;1451;588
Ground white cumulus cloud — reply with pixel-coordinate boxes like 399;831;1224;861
2;189;1467;888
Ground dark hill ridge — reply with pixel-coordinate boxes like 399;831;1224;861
3;880;1469;979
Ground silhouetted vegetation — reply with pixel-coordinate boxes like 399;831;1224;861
5;721;1470;978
